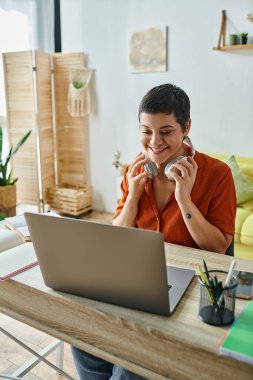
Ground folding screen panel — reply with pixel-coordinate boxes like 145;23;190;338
3;51;91;214
35;51;55;202
53;53;88;188
3;51;39;205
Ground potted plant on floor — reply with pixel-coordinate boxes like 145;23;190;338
0;128;31;219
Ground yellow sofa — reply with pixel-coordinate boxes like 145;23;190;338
208;154;253;260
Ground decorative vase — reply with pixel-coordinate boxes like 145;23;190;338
228;34;238;46
0;185;16;217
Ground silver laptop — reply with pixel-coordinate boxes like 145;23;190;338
25;213;195;316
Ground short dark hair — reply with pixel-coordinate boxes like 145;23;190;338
138;83;190;132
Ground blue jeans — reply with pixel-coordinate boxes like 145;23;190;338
71;346;148;380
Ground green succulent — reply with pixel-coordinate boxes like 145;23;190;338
240;33;248;38
0;127;31;186
73;81;85;89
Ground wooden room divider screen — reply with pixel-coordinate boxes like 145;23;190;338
3;50;92;216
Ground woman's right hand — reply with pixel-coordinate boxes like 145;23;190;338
127;154;151;201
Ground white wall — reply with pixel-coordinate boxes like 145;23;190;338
61;0;253;212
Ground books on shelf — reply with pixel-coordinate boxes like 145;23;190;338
219;301;253;365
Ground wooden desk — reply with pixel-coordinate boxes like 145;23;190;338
0;244;252;380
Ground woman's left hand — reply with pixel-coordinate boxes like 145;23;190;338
168;156;198;204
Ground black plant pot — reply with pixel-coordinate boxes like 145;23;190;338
240;36;248;45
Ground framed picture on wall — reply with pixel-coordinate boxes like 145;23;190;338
128;26;168;73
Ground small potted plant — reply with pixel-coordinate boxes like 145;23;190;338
0;128;31;218
239;33;248;45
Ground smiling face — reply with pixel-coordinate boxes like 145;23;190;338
139;112;190;169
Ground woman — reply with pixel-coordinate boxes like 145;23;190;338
114;83;236;253
72;83;236;379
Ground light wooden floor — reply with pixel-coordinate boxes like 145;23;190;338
0;209;113;380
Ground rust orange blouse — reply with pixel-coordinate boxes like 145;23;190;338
113;151;236;249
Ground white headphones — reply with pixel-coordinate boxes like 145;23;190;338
164;136;195;175
144;136;195;177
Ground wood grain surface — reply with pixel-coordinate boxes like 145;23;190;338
0;243;252;380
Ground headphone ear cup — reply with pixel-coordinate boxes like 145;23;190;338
144;155;158;177
164;137;195;177
164;156;186;175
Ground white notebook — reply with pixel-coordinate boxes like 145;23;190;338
0;241;38;281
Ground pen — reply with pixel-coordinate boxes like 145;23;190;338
213;275;218;288
208;276;222;310
202;260;220;304
198;265;214;304
217;260;236;307
203;259;211;282
213;275;221;300
224;260;236;287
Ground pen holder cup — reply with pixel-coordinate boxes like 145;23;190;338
198;270;238;326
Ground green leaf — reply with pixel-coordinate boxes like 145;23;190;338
0;127;2;162
0;213;6;221
11;177;18;185
0;129;31;186
5;146;13;168
12;130;31;155
1;161;8;184
6;170;12;185
73;81;85;89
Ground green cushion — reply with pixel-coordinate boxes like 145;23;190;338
238;163;253;184
235;207;251;243
226;155;253;205
241;214;253;247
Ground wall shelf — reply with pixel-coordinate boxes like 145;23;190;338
213;44;253;51
213;10;253;52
